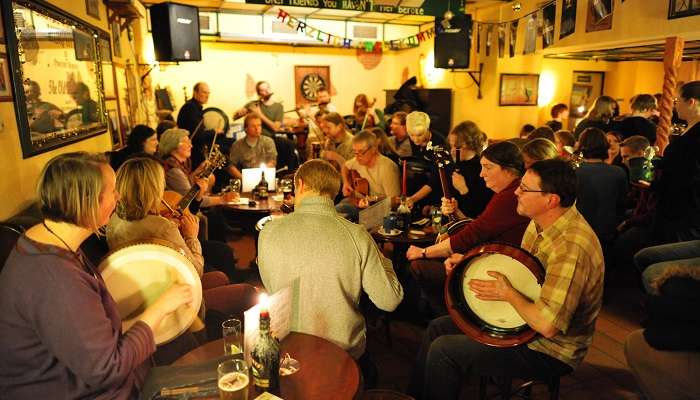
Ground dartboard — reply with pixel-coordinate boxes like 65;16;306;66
300;73;326;101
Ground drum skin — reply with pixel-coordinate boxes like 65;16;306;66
98;239;203;345
445;242;545;347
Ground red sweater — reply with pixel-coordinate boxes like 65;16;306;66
449;179;529;253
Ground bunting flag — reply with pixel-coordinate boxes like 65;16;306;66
498;24;506;58
486;25;493;57
560;0;577;39
275;8;434;52
476;23;481;54
543;2;556;48
523;14;537;55
509;20;518;57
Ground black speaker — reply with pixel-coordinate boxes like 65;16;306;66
434;14;472;69
150;2;201;61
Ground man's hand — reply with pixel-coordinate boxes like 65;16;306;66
468;271;513;301
452;172;468;195
444;253;464;274
342;182;354;197
406;245;425;261
195;177;209;200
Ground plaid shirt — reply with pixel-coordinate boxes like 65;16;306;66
524;205;604;368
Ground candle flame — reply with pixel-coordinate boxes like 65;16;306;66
259;293;270;310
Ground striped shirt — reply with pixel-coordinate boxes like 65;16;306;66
524;205;604;368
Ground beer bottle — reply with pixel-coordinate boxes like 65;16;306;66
256;171;269;200
396;196;412;231
250;305;280;394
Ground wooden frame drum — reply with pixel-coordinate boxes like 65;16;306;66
445;242;544;347
98;239;203;345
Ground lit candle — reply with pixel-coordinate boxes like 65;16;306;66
402;159;407;196
259;293;270;319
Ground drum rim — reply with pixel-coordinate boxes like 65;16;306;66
445;242;545;347
202;107;230;134
98;238;203;345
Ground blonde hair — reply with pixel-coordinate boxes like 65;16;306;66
38;152;108;230
586;96;617;122
406;111;431;135
115;157;165;221
522;138;559;163
294;159;341;198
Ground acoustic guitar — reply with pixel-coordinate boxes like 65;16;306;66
427;143;471;243
346;169;376;207
161;144;227;217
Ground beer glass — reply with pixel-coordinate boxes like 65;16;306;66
218;359;249;400
222;319;243;356
311;142;322;159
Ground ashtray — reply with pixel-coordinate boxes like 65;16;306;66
279;353;300;376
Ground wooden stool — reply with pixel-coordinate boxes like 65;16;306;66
478;375;562;400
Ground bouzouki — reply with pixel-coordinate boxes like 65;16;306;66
427;143;471;243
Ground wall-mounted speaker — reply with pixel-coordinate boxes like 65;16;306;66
434;14;472;69
150;2;201;62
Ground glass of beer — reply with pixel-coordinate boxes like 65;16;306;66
218;359;249;400
222;319;243;357
311;142;322;159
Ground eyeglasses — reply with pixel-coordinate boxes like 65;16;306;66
353;147;372;156
518;183;549;193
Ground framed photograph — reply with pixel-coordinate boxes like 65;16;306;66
569;71;605;119
499;74;539;106
85;0;99;19
199;11;218;35
668;0;700;19
0;53;12;101
586;0;613;32
5;0;108;158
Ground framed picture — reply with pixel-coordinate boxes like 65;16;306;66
85;0;99;20
668;0;700;19
199;11;218;35
499;74;539;106
569;71;605;119
0;53;11;101
0;7;4;42
586;0;613;32
5;0;108;158
294;66;330;108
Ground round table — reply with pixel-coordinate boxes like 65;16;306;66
173;332;360;399
221;192;283;214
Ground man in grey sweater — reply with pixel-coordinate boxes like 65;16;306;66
258;159;404;362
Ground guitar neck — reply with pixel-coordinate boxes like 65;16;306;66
177;163;217;211
437;166;457;222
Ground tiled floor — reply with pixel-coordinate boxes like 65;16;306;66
229;233;646;400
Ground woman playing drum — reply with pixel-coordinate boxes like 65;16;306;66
0;152;193;399
106;157;257;331
406;142;530;316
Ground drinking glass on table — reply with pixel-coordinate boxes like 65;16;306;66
222;318;243;356
218;359;249;400
229;178;242;195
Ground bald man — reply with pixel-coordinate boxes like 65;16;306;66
177;82;218;169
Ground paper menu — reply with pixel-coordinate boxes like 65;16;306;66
243;286;292;364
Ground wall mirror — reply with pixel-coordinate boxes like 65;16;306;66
3;0;108;158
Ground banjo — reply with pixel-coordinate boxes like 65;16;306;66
427;142;471;242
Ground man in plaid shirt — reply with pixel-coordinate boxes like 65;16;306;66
410;159;604;399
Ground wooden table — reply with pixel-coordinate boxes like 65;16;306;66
370;225;437;268
221;192;283;214
174;332;360;399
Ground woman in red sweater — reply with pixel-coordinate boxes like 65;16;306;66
406;141;530;316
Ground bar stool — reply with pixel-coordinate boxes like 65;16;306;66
478;375;562;400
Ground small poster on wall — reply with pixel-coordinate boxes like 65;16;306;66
560;0;577;39
543;3;556;48
586;0;613;32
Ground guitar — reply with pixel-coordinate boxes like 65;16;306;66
346;169;375;207
161;144;227;217
427;143;472;243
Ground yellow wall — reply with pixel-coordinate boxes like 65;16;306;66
0;0;126;220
